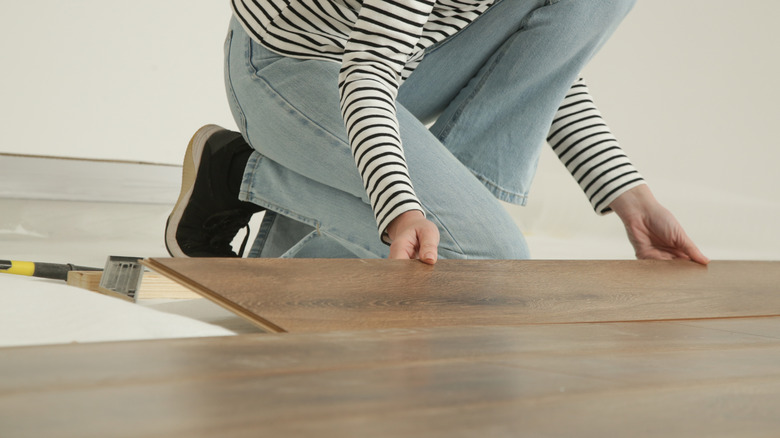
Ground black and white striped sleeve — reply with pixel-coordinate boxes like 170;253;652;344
547;78;646;214
338;0;435;242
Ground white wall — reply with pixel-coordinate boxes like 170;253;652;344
1;1;778;259
520;1;780;259
586;0;780;216
0;1;234;164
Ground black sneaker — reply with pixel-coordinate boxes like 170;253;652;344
165;125;263;257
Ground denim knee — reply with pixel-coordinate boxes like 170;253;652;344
435;213;530;260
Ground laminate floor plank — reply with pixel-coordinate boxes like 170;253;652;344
3;320;780;437
5;368;779;438
282;379;780;438
143;259;780;332
676;317;780;339
6;259;780;436
3;320;778;393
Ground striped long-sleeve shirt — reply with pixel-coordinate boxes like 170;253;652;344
550;78;646;214
231;0;645;239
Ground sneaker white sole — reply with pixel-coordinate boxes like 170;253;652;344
165;124;226;258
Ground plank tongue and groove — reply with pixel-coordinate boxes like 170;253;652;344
142;259;780;333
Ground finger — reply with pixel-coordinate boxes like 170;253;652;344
417;225;440;265
637;247;675;261
661;245;691;261
418;240;438;265
678;237;710;265
388;238;415;260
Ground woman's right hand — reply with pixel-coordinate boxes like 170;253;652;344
386;210;440;265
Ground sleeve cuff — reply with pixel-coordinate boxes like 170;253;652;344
594;179;647;215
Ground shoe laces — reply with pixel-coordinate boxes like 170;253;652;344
201;209;255;257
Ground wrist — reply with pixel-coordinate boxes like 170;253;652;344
385;210;424;241
608;184;657;220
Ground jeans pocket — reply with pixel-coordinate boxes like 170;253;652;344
248;39;287;75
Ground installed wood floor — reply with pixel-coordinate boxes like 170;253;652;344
3;259;780;437
2;319;780;437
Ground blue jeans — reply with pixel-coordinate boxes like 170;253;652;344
224;0;636;259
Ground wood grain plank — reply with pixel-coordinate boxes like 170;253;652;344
143;259;780;332
2;321;777;393
2;321;780;437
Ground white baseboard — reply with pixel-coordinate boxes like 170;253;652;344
0;154;181;204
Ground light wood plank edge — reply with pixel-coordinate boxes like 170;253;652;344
138;274;203;300
66;271;203;300
141;258;287;333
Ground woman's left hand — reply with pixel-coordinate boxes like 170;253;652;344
609;185;709;265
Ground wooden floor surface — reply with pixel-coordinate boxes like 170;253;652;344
2;318;780;437
5;259;779;437
143;258;780;332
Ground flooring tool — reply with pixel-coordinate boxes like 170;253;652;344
0;259;101;280
2;256;145;302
